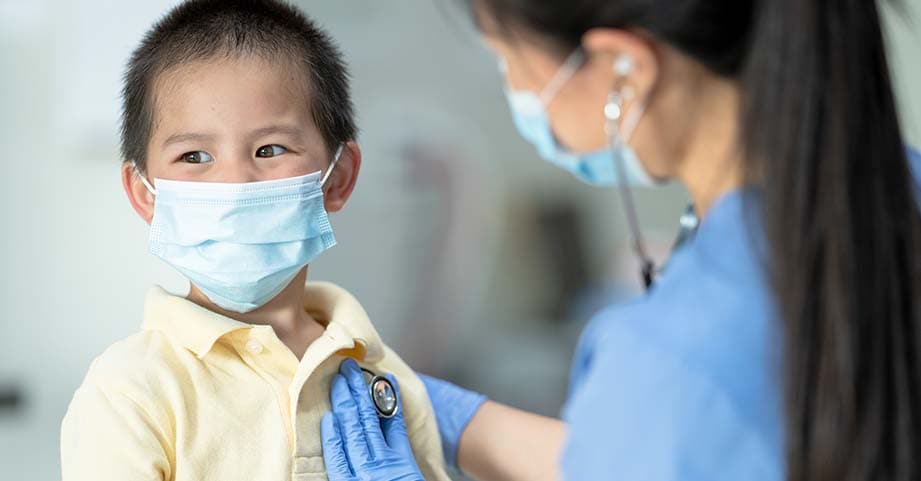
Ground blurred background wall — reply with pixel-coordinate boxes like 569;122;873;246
0;1;918;479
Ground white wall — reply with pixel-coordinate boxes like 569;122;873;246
885;2;921;148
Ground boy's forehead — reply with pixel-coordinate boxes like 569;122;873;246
150;55;315;138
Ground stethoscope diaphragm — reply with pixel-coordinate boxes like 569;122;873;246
360;367;398;418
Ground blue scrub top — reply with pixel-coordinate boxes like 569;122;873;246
560;148;921;480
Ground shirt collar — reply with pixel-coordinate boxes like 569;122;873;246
142;281;385;362
679;187;769;282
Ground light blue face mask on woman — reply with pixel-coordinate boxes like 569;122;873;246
503;50;653;186
133;145;343;313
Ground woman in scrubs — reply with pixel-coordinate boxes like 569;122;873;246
320;0;921;479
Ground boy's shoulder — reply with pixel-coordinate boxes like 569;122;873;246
80;329;186;397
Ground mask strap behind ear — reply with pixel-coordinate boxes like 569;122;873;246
539;49;585;105
320;144;345;187
131;161;158;196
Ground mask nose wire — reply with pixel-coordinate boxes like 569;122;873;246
320;143;345;188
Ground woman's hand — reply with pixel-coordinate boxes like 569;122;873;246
321;359;425;481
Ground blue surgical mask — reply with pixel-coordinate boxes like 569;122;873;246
502;50;653;186
134;146;342;313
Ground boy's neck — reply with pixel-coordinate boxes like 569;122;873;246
186;267;326;359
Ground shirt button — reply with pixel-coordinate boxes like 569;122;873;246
245;338;263;354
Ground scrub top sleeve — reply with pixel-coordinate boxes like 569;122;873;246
560;322;780;481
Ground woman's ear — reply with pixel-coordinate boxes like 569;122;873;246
581;28;659;100
121;162;155;224
323;141;362;213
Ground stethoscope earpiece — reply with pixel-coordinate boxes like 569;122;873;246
614;55;634;77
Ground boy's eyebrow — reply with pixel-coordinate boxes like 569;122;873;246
249;125;306;141
162;132;215;148
160;126;306;149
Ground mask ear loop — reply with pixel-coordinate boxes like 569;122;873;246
538;49;586;105
131;161;158;196
320;143;345;187
605;55;656;289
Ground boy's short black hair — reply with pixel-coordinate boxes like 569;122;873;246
121;0;356;170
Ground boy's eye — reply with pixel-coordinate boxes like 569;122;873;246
180;151;214;164
255;144;288;158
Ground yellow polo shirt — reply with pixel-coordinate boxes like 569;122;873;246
61;282;450;481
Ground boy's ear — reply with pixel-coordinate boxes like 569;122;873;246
323;140;361;213
121;162;155;225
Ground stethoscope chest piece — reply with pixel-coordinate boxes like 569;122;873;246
361;368;398;418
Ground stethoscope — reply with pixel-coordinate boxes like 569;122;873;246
626;199;699;290
360;367;399;418
359;222;692;419
604;57;700;290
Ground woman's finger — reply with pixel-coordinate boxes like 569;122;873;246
330;374;372;467
320;412;355;480
339;359;389;458
380;373;415;459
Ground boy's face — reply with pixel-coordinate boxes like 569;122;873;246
122;54;361;224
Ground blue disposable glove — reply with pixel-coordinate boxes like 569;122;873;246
321;359;424;481
418;374;488;469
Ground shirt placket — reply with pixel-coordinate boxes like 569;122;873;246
232;326;301;450
288;323;357;477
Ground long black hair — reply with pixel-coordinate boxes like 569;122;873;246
468;0;921;479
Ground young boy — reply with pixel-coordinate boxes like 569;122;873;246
60;1;450;480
